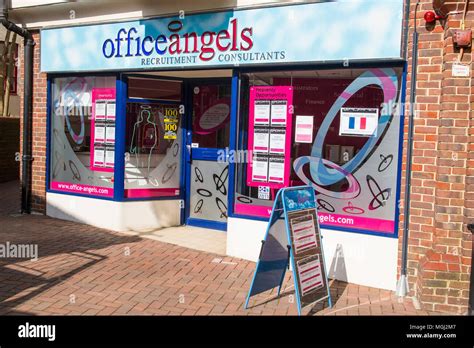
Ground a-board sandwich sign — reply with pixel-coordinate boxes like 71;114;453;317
245;186;332;315
284;188;330;310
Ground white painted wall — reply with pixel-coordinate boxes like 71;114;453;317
226;216;399;291
46;192;181;232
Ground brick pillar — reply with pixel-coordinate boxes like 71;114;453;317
18;31;47;214
403;0;473;314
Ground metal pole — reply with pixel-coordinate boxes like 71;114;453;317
397;1;420;297
21;38;34;214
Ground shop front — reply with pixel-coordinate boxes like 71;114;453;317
42;0;406;290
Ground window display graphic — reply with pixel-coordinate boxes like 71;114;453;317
90;88;116;173
193;98;230;135
339;107;379;137
130;105;158;181
247;86;293;189
124;102;181;198
245;187;331;315
293;69;399;234
236;68;402;236
50;76;115;198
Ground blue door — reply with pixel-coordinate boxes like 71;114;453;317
185;79;232;231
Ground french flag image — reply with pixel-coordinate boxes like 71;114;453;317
348;115;367;131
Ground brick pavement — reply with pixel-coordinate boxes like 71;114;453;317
0;181;434;315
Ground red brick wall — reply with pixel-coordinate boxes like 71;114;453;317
18;31;47;213
0;117;20;182
401;0;473;314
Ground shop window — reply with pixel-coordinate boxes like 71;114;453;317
128;76;181;101
234;68;403;235
50;76;116;197
124;77;183;198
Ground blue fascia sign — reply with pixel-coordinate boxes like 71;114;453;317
41;0;404;73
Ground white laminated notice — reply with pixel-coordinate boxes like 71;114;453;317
95;101;106;119
94;124;106;142
269;129;285;154
105;148;115;167
252;155;269;182
270;100;287;126
106;102;116;119
253;128;269;153
268;156;284;183
93;147;105;166
106;125;115;144
254;100;271;125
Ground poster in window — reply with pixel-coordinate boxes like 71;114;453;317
105;147;115;168
268;156;285;184
106;102;116;120
253;127;269;154
254;100;270;125
93;147;105;167
339;107;379;137
94;123;105;142
270;100;287;126
105;125;115;144
251;154;269;182
269;128;286;155
295;115;314;143
95;101;106;120
164;106;180;140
